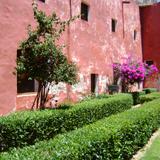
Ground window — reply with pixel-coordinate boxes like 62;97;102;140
17;49;35;93
146;60;154;66
111;19;117;32
81;2;89;21
122;1;130;4
39;0;45;3
134;30;137;40
91;74;98;94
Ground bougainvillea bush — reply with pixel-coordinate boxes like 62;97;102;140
113;57;158;92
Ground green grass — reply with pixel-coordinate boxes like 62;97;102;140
141;133;160;160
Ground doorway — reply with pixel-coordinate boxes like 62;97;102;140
91;74;98;94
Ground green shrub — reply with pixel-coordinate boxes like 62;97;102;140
96;93;111;99
1;99;160;160
140;92;160;104
132;91;146;105
139;91;146;96
0;94;132;152
57;102;74;110
80;93;111;102
132;92;140;105
143;88;158;94
58;94;111;109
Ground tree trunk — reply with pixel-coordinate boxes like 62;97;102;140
31;81;50;110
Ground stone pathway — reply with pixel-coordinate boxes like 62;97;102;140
132;104;141;109
131;129;160;160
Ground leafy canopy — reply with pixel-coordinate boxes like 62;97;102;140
17;2;77;85
16;2;78;109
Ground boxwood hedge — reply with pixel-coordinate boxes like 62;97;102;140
143;88;158;94
0;93;132;152
1;98;160;160
131;91;146;105
140;92;160;104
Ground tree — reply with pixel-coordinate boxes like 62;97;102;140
16;2;78;109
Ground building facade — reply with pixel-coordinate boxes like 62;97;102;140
0;0;142;115
137;0;157;5
140;2;160;88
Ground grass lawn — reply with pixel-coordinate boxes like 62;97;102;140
141;133;160;160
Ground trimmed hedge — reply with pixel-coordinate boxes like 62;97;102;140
0;94;132;152
139;91;146;96
140;92;160;104
132;91;146;105
55;94;112;109
1;99;160;160
143;88;158;94
79;93;111;102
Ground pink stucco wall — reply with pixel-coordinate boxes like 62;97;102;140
0;0;142;115
140;3;160;88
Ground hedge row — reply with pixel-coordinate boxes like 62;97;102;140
59;93;111;109
1;98;160;160
79;93;111;102
143;88;158;94
131;91;145;105
0;93;132;152
140;92;160;104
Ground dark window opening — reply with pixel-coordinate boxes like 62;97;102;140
112;19;117;32
134;30;137;40
39;0;45;3
17;49;35;93
122;1;130;4
91;74;98;93
81;2;89;21
146;60;154;66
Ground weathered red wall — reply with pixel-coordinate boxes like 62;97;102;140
0;0;142;115
140;3;160;88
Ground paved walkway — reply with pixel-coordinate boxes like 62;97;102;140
131;129;160;160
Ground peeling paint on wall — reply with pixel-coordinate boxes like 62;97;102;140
0;0;142;114
98;75;109;93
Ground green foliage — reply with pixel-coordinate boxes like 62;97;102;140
80;93;111;102
132;91;159;105
139;91;146;96
0;94;132;152
132;91;140;105
16;2;78;108
143;88;158;94
1;99;160;160
132;91;146;105
140;92;160;104
59;94;111;109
